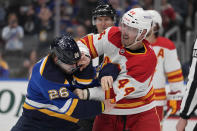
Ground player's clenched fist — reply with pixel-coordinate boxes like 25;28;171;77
74;88;88;100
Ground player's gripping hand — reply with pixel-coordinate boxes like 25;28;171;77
77;53;90;71
74;89;115;113
101;76;113;91
103;99;115;113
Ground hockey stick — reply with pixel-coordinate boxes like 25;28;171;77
160;108;172;125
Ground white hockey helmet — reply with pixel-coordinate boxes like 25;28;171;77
146;10;162;28
121;8;152;41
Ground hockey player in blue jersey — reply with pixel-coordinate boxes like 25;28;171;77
11;35;118;131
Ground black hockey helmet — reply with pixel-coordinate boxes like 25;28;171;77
92;4;116;25
50;35;81;65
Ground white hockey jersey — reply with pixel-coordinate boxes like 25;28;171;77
151;37;184;106
77;27;157;115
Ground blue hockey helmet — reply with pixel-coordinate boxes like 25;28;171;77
50;35;81;65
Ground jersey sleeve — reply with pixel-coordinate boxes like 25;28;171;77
164;48;184;93
98;63;120;82
77;27;112;59
89;87;105;101
73;63;98;88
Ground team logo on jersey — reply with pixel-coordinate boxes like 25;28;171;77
74;52;80;59
119;49;125;54
193;49;197;58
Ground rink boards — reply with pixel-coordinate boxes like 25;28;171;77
0;80;196;131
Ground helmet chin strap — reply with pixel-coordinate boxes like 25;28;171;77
124;33;144;49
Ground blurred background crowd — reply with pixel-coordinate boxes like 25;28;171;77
0;0;196;79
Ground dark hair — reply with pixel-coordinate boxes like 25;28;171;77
153;23;160;38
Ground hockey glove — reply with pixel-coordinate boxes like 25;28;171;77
167;91;183;114
167;100;182;114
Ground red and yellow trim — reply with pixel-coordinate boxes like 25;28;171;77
167;69;184;83
23;99;79;123
101;56;112;70
154;88;167;100
80;35;98;58
106;87;155;109
141;87;154;101
105;89;111;99
105;87;116;100
88;35;97;58
80;38;88;47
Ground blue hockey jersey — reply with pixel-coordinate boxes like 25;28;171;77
21;55;104;129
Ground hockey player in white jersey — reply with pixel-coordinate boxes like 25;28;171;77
146;10;185;124
75;8;161;131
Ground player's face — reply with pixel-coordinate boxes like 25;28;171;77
120;23;138;48
57;59;78;74
95;16;114;33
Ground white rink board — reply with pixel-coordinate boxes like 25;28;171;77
0;81;196;131
0;80;28;131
